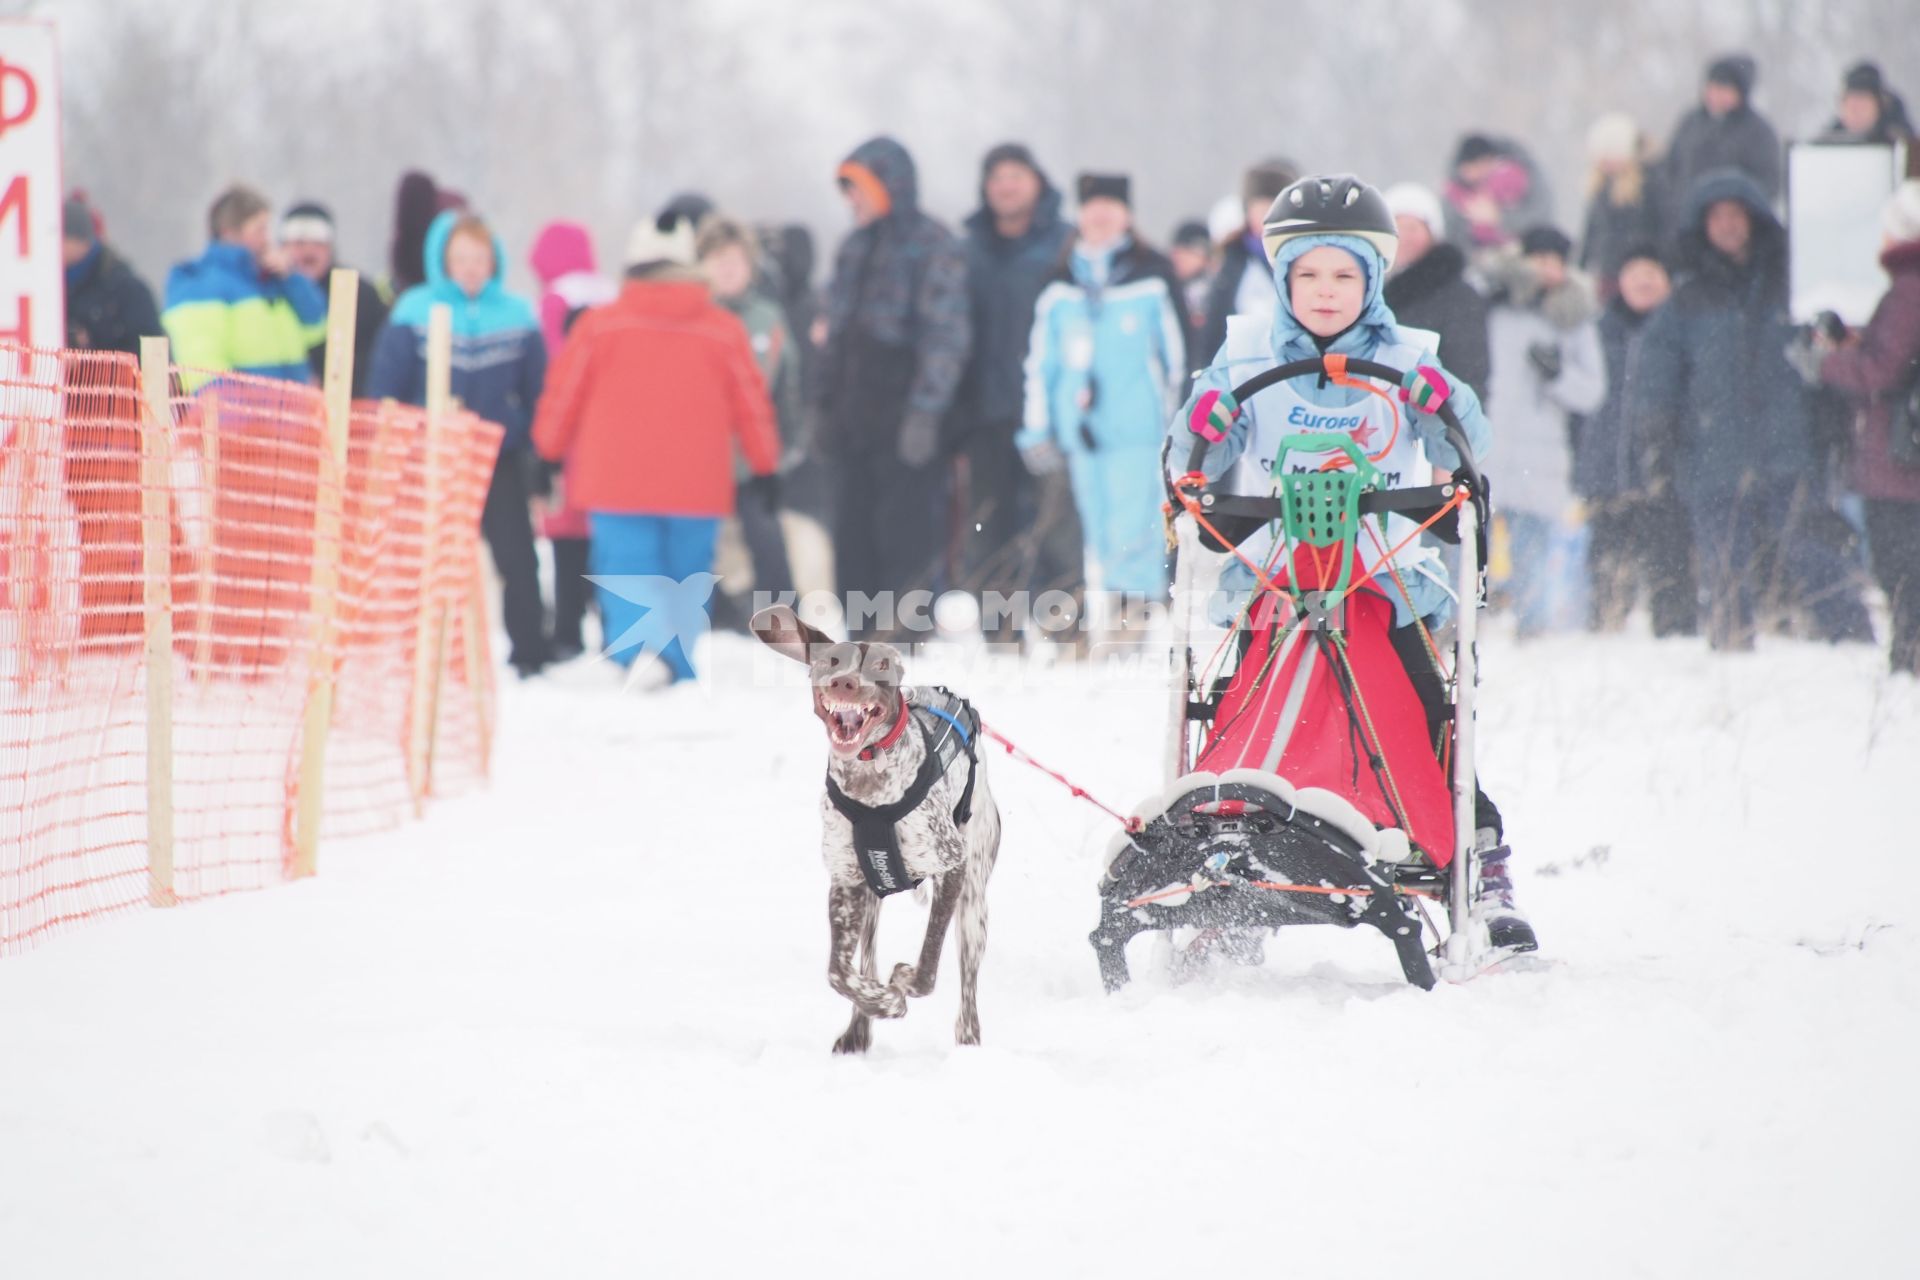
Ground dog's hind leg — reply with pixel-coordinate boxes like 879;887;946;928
828;883;902;1055
890;872;962;1000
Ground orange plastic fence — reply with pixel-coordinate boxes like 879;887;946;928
0;345;502;954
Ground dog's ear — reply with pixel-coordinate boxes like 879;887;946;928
750;603;833;665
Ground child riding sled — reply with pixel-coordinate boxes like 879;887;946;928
1169;173;1536;953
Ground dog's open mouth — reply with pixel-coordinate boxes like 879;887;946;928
822;700;882;753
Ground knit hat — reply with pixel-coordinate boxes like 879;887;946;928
981;142;1042;182
62;194;96;243
1206;193;1245;243
1077;173;1130;206
659;192;716;229
1617;242;1667;273
1519;225;1574;260
1453;134;1501;168
1586;113;1639;165
1705;54;1756;99
390;170;440;291
1171;219;1211;250
279;200;335;245
1383;182;1445;242
626;211;698;270
1884;180;1920;246
1241;158;1299;205
1843;61;1884;96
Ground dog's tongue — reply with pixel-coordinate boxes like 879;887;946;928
828;706;867;745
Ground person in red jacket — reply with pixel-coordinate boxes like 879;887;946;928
1815;180;1920;676
532;213;781;684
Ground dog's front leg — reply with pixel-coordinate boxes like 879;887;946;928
889;871;962;999
827;882;906;1032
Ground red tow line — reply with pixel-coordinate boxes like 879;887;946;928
978;722;1144;834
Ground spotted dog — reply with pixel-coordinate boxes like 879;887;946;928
752;604;1001;1054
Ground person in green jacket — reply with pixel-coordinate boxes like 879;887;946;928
162;185;326;389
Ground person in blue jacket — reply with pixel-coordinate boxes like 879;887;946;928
1020;173;1187;619
368;210;551;677
1171;173;1534;954
162;185;327;389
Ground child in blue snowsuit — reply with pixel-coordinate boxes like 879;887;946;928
1170;173;1534;953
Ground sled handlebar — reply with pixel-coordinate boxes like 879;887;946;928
1182;356;1484;501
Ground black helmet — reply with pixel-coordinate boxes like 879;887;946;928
1261;174;1399;272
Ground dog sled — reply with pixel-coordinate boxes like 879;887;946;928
1091;354;1497;991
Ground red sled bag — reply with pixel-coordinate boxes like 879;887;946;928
1196;586;1455;865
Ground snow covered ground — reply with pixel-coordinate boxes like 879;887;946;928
3;625;1917;1278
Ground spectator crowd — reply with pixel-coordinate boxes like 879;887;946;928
62;54;1920;681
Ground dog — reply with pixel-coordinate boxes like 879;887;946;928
751;604;1000;1054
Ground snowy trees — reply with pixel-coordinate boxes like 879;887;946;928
39;0;1919;293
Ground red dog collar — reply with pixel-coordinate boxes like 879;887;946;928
858;695;910;760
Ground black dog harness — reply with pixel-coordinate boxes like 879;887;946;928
825;687;981;897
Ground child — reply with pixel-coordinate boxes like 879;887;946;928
1484;224;1606;637
1171;173;1534;952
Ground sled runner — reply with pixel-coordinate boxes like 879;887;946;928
1092;354;1494;990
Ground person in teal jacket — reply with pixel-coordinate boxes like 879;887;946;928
163;185;326;389
1020;173;1187;601
367;210;551;676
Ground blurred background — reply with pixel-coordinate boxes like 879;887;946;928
28;0;1920;291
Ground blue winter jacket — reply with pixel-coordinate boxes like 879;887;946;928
367;212;546;452
1020;236;1187;457
163;241;327;387
1171;233;1493;625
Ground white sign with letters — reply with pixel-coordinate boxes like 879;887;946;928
0;19;62;351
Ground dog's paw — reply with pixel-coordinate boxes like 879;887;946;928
888;962;917;993
864;984;907;1019
832;1023;871;1055
954;1017;981;1047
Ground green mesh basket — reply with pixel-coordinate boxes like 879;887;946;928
1270;431;1382;597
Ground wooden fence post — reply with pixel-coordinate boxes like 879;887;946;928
406;304;453;811
290;268;359;879
139;337;177;908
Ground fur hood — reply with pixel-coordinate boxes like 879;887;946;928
1483;248;1600;331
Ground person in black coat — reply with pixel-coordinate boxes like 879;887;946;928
1817;61;1914;146
815;136;972;631
1579;114;1669;302
62;195;161;356
1661;55;1783;239
1628;170;1871;650
279;201;390;396
1570;246;1697;637
1382;182;1492;405
956;142;1075;618
1195;157;1297;368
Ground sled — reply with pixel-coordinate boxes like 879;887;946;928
1093;355;1495;991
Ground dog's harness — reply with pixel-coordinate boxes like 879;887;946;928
825;687;981;898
